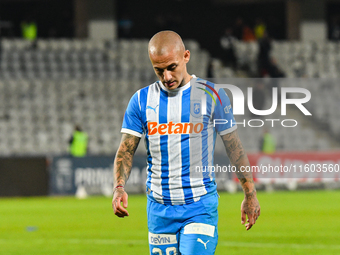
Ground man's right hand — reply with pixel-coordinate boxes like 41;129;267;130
112;188;129;218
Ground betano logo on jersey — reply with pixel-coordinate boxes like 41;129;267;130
148;121;203;136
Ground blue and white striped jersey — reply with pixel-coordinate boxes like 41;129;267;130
121;77;237;205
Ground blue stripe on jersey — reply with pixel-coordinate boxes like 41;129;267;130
139;87;149;127
159;89;170;203
140;87;153;190
209;129;217;182
181;88;194;204
209;81;217;181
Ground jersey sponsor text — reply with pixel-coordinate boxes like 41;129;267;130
148;121;204;135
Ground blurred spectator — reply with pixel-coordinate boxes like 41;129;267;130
254;17;266;40
233;17;256;42
257;32;285;78
233;17;244;40
21;16;37;49
259;129;276;154
242;23;256;42
330;16;340;41
21;18;37;41
258;32;271;71
220;28;237;69
69;125;88;157
118;14;133;38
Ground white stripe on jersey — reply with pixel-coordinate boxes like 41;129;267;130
190;87;207;202
137;90;141;111
146;84;163;204
167;90;185;204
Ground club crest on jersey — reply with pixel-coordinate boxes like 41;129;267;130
190;99;202;118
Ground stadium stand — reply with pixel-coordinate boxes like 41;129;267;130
0;39;338;155
0;39;210;155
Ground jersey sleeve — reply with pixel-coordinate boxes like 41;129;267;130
121;91;143;138
213;87;237;135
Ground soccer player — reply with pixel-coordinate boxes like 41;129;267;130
112;31;260;255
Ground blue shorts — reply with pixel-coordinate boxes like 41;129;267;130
147;192;219;255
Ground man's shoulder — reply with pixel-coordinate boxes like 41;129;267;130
137;81;160;94
128;81;160;106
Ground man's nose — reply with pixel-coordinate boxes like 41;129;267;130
164;70;172;82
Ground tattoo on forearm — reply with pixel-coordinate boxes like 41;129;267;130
114;134;140;187
222;131;260;224
222;130;255;194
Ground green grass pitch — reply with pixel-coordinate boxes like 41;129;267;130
1;190;340;255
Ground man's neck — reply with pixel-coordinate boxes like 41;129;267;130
179;74;192;88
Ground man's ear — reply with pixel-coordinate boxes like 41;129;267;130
184;50;190;63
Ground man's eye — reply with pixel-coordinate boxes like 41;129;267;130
169;65;176;70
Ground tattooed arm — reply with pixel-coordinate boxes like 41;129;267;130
221;129;260;230
112;133;140;218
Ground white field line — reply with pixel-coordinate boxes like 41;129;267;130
0;239;340;250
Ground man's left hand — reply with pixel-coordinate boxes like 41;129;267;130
241;193;260;230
